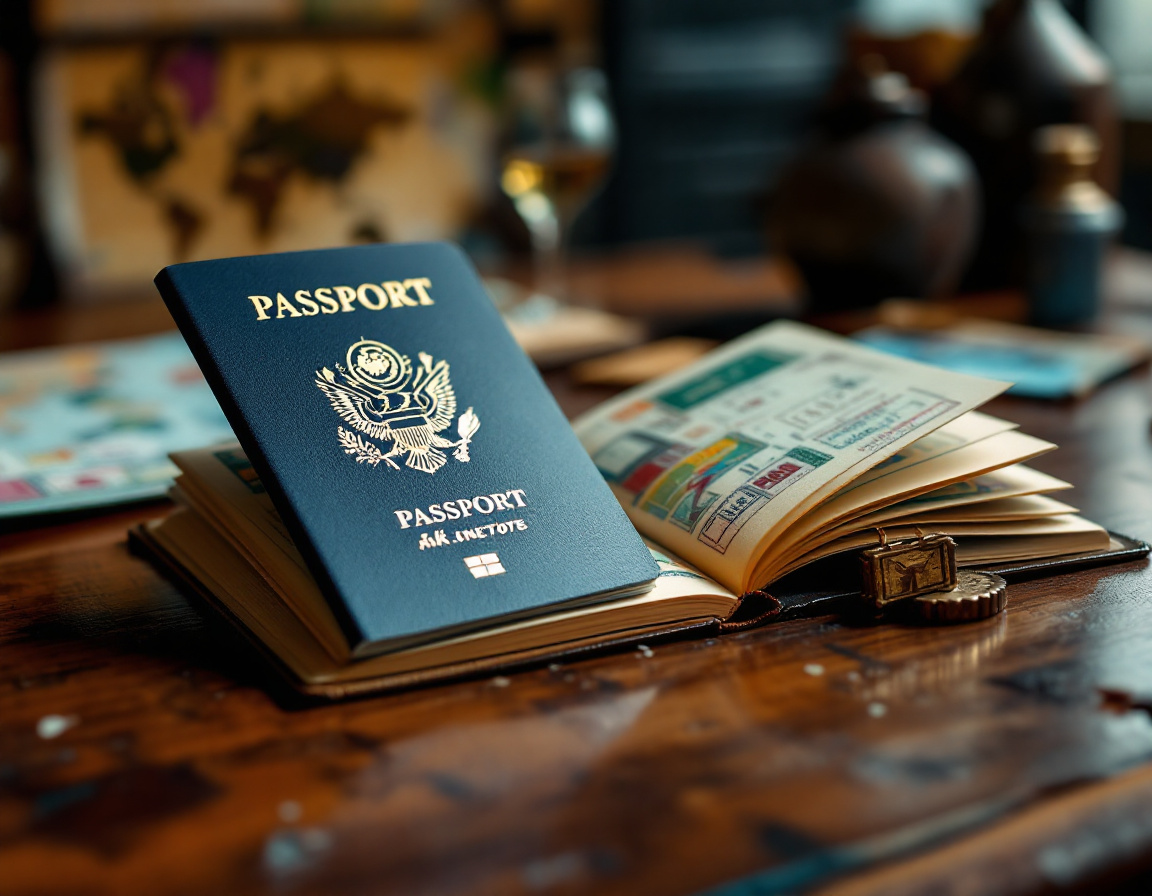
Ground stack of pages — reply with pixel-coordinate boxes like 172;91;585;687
575;321;1108;594
143;320;1111;695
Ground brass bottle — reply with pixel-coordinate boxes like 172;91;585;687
1021;125;1123;327
934;0;1119;290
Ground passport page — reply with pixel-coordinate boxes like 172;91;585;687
574;321;1008;594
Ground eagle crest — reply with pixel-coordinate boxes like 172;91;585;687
315;339;479;474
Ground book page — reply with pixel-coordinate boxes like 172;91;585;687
575;321;1008;593
849;411;1016;485
864;493;1077;525
820;432;1054;526
780;514;1109;577
172;444;301;569
862;464;1071;518
169;476;352;662
759;430;1055;581
843;493;1077;532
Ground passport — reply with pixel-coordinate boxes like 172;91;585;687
155;242;658;654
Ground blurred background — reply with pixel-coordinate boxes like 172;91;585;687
3;0;1152;519
0;0;1146;310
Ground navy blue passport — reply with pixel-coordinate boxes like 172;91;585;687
156;242;657;653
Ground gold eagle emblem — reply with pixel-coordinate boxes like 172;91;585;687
315;339;479;474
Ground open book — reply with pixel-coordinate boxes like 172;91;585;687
135;322;1116;697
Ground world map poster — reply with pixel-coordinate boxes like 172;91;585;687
38;38;489;297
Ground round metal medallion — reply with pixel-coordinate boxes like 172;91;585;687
913;569;1008;624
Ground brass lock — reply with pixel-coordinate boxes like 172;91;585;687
860;528;958;615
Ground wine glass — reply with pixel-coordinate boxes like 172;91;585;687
499;64;615;300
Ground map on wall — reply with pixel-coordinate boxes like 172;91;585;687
39;39;488;297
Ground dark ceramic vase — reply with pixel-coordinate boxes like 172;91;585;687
933;0;1118;290
770;66;978;312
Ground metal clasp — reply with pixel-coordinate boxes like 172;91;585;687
860;527;958;615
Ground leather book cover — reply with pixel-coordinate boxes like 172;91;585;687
155;242;658;651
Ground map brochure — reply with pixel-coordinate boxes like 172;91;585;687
0;332;234;521
134;318;1116;698
854;319;1150;399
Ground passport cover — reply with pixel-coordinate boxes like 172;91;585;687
155;242;658;651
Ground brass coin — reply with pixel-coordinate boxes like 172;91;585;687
913;570;1007;624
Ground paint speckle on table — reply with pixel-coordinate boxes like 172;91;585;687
37;715;79;739
263;828;332;874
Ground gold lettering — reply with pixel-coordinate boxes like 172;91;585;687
295;289;320;316
333;285;357;313
275;292;302;318
383;280;418;308
245;278;434;320
248;295;273;320
356;283;388;310
404;278;435;305
314;287;339;314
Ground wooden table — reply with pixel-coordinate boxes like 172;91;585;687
5;254;1152;895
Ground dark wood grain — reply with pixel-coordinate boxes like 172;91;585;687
4;256;1152;895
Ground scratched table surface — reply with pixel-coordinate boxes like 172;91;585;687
6;254;1152;896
